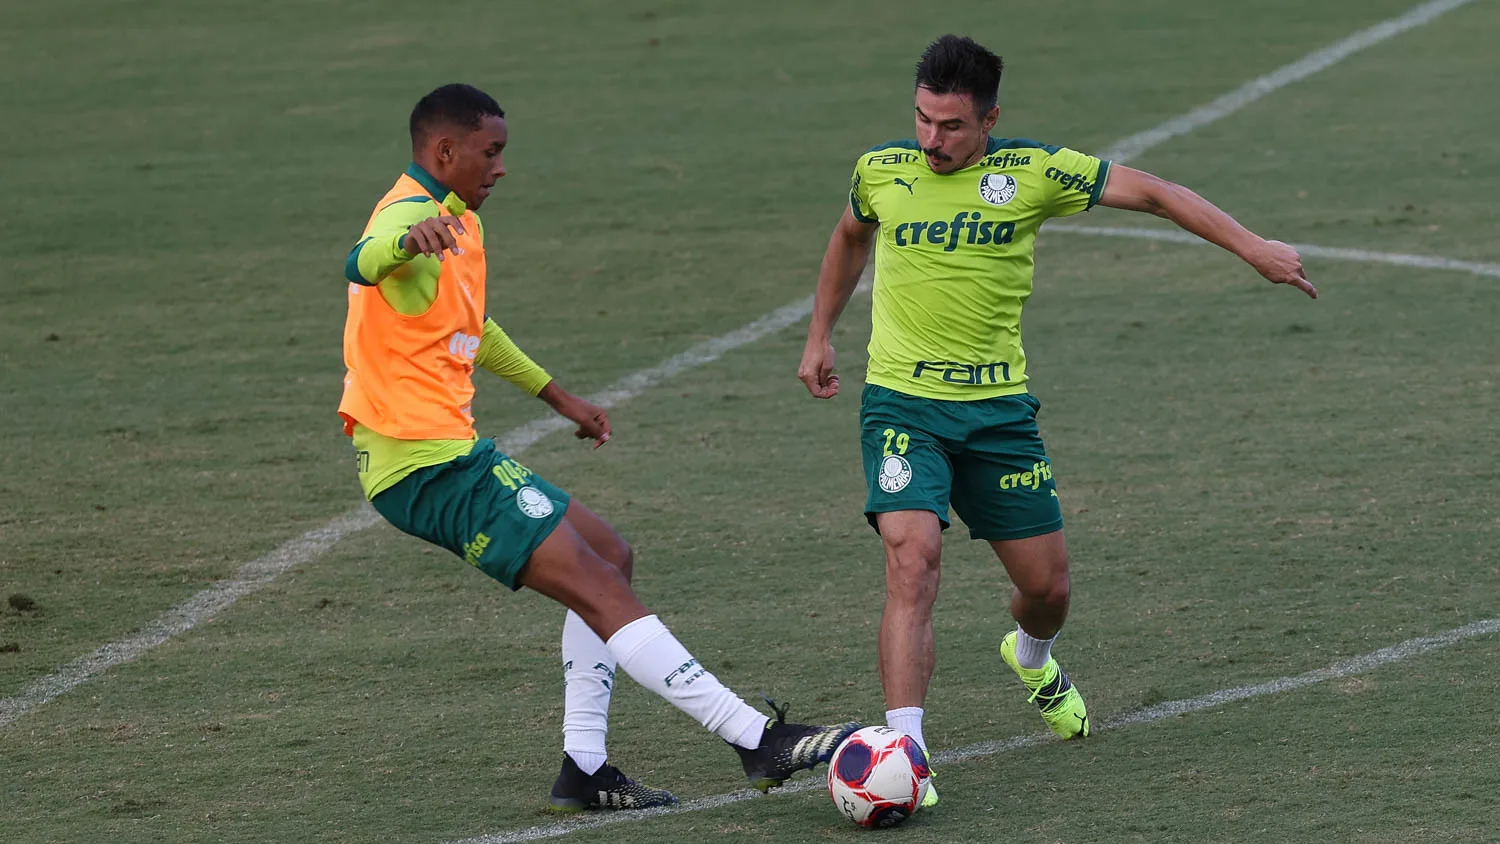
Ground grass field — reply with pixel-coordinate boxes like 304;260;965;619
3;1;1498;842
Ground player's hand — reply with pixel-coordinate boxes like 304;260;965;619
402;215;466;262
539;383;611;448
564;398;612;449
798;340;841;399
1251;239;1317;299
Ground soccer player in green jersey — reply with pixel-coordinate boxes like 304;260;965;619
797;36;1316;807
343;83;858;813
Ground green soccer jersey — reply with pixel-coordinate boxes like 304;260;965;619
850;137;1110;400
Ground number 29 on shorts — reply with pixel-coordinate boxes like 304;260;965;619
882;428;910;457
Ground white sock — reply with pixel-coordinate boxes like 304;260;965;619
1014;626;1057;670
562;610;614;774
885;706;927;754
566;750;608;776
605;614;767;749
733;717;766;751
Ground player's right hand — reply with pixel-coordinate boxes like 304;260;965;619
402;215;466;262
798;340;840;399
1253;239;1316;299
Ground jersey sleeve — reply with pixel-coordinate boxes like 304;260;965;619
343;198;441;285
849;158;878;223
1041;147;1111;219
475;317;553;396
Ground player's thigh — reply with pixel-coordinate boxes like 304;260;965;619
861;384;956;531
370;438;572;590
563;498;632;579
949;392;1063;542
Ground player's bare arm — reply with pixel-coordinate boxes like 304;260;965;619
1098;165;1317;299
799;206;878;399
538;381;612;448
401;214;467;261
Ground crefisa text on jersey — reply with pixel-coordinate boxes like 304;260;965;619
1044;167;1095;195
894;212;1016;251
980;151;1032;168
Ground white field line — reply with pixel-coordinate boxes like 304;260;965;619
490;280;865;457
0;505;384;728
3;0;1474;729
1100;0;1479;163
449;617;1500;844
1050;224;1500;278
0;281;871;730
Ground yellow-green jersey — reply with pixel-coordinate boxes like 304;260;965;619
850;137;1110;400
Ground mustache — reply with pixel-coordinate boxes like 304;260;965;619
922;147;952;161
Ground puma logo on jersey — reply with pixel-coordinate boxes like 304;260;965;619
894;212;1016;251
894;177;919;195
448;330;480;360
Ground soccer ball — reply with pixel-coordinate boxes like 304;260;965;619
827;725;931;828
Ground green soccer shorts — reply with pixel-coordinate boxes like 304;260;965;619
370;438;571;589
860;384;1063;541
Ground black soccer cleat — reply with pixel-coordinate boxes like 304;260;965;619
546;754;679;812
732;698;862;792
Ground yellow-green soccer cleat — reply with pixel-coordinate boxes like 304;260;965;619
1000;631;1090;740
919;747;939;810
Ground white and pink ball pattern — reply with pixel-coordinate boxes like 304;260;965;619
826;725;932;828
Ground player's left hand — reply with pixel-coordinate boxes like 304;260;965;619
798;340;841;399
564;399;612;449
1252;239;1317;299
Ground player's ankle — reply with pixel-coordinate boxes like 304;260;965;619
884;706;927;754
1013;626;1057;670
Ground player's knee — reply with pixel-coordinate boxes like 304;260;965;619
1044;577;1070;611
1020;569;1070;610
590;532;634;581
614;541;634;582
884;542;941;604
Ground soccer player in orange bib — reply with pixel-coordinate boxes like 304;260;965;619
340;84;858;812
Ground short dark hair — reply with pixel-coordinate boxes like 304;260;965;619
914;35;1004;115
409;83;505;143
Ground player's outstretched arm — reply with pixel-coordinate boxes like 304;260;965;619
799;207;878;399
538;381;611;449
473;318;609;448
1097;165;1317;299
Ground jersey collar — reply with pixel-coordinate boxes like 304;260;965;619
940;137;1008;175
405;162;469;215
